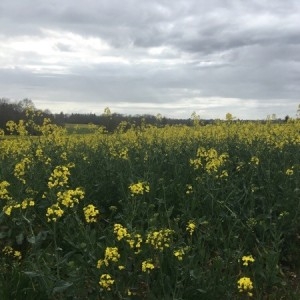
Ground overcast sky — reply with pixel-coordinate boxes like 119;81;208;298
1;0;300;119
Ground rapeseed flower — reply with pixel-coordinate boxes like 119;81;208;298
142;259;155;273
286;168;294;176
114;224;129;240
0;181;11;200
57;188;85;208
48;165;74;189
2;245;22;260
186;220;196;236
83;204;99;223
46;203;64;222
129;181;150;196
146;228;174;251
237;276;254;297
241;255;255;266
173;248;186;261
99;274;114;291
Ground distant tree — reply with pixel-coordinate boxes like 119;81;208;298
225;113;235;121
191;111;200;126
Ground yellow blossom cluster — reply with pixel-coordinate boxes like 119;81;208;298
2;245;22;260
45;187;84;222
145;228;174;251
48;165;71;189
250;156;260;165
186;220;196;236
113;224;142;253
56;188;85;208
190;147;228;176
83;204;99;223
0;181;11;200
2;197;35;216
99;273;114;291
173;247;189;261
141;259;155;273
186;184;193;194
241;255;255;266
129;181;150;196
46;203;64;222
237;276;254;297
114;223;129;240
97;247;120;268
14;157;31;184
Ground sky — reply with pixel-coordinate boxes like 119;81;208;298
1;0;300;119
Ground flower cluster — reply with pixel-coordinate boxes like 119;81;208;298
14;157;31;184
241;255;255;266
186;220;196;236
99;274;114;291
250;156;260;165
190;147;228;176
237;276;254;297
57;188;85;208
0;181;12;200
48;165;71;189
2;245;22;260
146;228;174;251
97;247;120;268
45;188;85;222
173;247;187;261
46;203;64;222
114;223;129;240
129;181;150;196
21;198;35;209
113;224;143;253
141;259;155;273
83;204;99;223
286;168;294;176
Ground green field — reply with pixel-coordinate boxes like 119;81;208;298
0;118;300;299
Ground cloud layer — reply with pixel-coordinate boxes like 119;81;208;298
1;0;300;119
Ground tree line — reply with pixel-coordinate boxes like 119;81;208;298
1;98;295;135
0;98;195;134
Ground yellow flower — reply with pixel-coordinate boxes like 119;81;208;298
241;255;255;266
57;188;85;208
142;259;155;273
146;228;174;251
186;220;196;236
250;156;259;165
173;248;185;261
2;246;22;260
237;276;254;296
46;203;64;222
99;274;114;291
0;181;12;200
3;205;13;216
129;181;150;196
83;204;99;223
286;168;294;176
186;184;193;194
48;165;71;189
114;223;129;240
99;247;120;267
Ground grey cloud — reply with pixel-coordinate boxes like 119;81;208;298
1;0;300;119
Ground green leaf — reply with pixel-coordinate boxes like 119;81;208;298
52;281;73;294
16;232;24;245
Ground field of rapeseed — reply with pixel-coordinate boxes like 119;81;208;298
0;115;300;299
